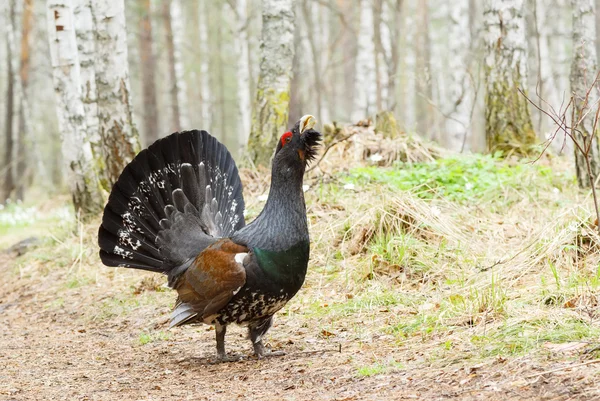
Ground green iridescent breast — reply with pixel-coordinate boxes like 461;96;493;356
253;241;310;287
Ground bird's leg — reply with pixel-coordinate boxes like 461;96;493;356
214;323;241;362
215;322;227;360
249;316;285;359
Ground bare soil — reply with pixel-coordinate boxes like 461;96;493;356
1;250;600;401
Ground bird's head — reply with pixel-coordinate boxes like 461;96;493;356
273;115;322;174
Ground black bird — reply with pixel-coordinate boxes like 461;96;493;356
98;115;321;360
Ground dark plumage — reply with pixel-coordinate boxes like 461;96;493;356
98;115;321;360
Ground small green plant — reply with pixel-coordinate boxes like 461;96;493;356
356;360;403;377
345;154;556;203
138;331;171;345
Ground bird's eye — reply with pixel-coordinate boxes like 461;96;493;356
281;132;293;147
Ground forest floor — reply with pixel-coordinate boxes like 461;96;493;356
3;134;600;400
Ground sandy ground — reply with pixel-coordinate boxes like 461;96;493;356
2;249;600;401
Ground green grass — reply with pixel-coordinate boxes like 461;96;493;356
356;360;404;377
344;153;569;204
138;331;171;345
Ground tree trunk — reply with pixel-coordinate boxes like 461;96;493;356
338;0;357;122
484;0;536;154
248;0;295;166
137;0;159;146
571;0;600;188
373;0;385;111
171;0;189;129
445;0;471;151
301;0;324;122
47;0;104;217
232;0;252;152
162;0;186;132
74;0;98;136
91;0;140;190
415;0;432;138
352;0;377;121
596;0;600;64
15;0;34;201
199;1;212;130
1;0;16;204
163;0;180;132
385;0;403;112
216;2;227;146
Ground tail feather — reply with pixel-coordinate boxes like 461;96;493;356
98;130;246;277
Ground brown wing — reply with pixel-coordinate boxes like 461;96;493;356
169;239;248;327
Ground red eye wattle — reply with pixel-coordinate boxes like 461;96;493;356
281;132;292;147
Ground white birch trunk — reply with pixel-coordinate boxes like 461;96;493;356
483;0;536;153
316;0;330;122
73;0;98;135
402;1;417;130
248;0;295;166
445;0;471;151
90;0;140;189
379;0;392;111
171;0;189;129
234;0;251;151
571;0;600;187
46;0;102;215
352;0;377;121
199;1;212;130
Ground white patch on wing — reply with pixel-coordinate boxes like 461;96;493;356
234;253;247;265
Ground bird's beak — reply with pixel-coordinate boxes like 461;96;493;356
299;115;316;134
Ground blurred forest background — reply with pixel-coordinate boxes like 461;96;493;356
1;0;595;207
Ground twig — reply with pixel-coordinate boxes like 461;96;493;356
307;129;358;172
524;359;600;379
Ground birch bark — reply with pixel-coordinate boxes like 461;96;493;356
171;0;189;129
137;0;159;145
352;0;377;121
47;0;103;216
232;0;252;152
571;0;600;187
445;0;471;151
91;0;140;189
248;0;295;166
484;0;536;154
16;0;34;200
199;1;212;130
1;0;16;203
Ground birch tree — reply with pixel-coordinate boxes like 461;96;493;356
445;0;471;151
248;0;295;166
163;0;188;132
1;0;16;204
171;0;188;129
15;0;34;201
74;0;98;139
571;0;600;187
483;0;536;154
230;0;252;152
47;0;103;216
137;0;159;145
415;0;433;138
199;1;212;130
352;0;377;122
91;0;140;189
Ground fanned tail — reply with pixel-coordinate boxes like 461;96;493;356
98;130;245;281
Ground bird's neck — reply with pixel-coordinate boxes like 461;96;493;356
233;166;308;251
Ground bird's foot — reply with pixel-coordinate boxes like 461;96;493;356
215;352;243;363
253;341;286;359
